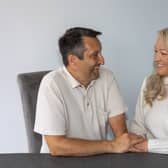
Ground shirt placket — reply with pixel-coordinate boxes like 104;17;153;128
84;87;98;131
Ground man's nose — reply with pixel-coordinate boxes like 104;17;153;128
98;55;104;65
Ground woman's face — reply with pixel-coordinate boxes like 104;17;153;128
154;37;168;76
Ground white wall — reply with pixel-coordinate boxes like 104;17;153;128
0;0;168;152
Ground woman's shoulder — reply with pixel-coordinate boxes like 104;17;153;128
141;76;149;90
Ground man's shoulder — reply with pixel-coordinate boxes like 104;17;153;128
40;67;65;86
99;67;115;79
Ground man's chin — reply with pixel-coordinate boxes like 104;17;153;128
93;72;99;80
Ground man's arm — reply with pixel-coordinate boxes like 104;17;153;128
108;113;128;137
45;133;144;156
108;113;146;152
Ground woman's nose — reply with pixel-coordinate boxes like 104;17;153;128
154;52;161;62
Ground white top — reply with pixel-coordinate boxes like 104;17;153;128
34;66;127;153
130;76;168;154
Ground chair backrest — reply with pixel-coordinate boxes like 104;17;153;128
17;70;50;153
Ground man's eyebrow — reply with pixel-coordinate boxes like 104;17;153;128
90;50;101;55
92;50;99;53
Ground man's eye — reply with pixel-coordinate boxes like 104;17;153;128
93;54;98;57
92;53;98;57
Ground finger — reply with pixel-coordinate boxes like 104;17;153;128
129;145;145;152
133;143;147;152
129;133;145;140
131;138;144;145
129;147;143;152
130;134;145;140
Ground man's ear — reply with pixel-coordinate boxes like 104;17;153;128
67;54;78;66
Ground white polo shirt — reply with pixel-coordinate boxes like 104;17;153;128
34;66;127;153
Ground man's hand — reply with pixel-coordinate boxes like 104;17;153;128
110;133;145;153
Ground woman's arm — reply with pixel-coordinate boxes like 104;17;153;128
133;139;168;154
130;78;147;137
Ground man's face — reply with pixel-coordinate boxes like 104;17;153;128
154;37;168;76
77;36;104;82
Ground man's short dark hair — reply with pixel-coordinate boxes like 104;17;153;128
58;27;102;66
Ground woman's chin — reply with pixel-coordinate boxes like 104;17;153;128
156;69;168;76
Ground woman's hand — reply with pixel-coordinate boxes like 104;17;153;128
129;140;148;152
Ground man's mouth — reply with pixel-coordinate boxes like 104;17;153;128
94;65;100;70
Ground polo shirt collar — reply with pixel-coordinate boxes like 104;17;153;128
63;66;96;88
63;66;81;88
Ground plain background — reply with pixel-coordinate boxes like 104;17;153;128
0;0;168;152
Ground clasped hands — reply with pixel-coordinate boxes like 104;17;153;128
113;133;147;153
128;133;148;152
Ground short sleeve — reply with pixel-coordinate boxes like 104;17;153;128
34;76;66;136
106;71;128;118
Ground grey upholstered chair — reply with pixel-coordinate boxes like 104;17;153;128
17;70;50;153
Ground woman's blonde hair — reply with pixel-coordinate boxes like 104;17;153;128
144;28;168;106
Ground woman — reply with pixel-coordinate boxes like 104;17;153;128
130;28;168;154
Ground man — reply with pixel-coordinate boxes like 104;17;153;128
34;27;143;156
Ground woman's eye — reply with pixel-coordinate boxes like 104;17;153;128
161;51;168;55
162;53;168;56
